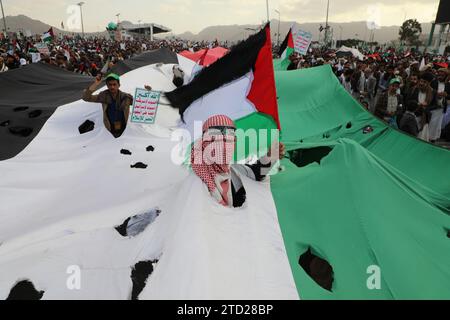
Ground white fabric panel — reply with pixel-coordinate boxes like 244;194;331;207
0;64;298;300
181;72;257;142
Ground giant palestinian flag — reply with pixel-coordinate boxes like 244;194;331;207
0;27;450;300
0;41;297;300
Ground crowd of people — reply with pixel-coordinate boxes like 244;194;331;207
0;35;229;76
284;48;450;143
1;34;449;143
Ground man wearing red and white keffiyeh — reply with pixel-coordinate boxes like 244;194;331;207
191;115;285;208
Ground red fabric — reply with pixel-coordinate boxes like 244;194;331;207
246;25;281;129
287;30;295;49
367;53;381;61
191;115;236;207
435;62;449;69
180;47;229;66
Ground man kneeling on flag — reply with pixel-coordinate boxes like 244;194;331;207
191;115;285;208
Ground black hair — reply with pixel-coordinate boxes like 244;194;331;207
420;72;434;83
406;100;419;112
106;78;120;85
172;76;184;88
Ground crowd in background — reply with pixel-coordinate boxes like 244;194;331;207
0;36;230;76
284;48;450;143
1;34;449;143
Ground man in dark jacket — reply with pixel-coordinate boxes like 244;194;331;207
407;72;438;138
430;68;450;141
82;73;133;138
431;68;450;106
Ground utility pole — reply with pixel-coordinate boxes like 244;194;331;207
1;0;7;38
324;0;330;48
77;2;85;38
275;9;281;47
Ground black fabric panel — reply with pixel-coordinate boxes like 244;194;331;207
110;48;178;76
436;0;450;24
166;24;269;120
0;63;93;161
278;30;290;56
0;48;179;161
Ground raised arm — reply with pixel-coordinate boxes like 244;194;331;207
82;74;104;103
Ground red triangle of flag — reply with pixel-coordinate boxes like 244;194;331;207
247;25;281;130
287;29;295;49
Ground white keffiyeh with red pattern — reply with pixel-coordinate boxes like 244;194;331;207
191;115;237;207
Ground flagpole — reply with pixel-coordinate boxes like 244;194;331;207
266;0;270;23
0;0;7;38
275;9;281;47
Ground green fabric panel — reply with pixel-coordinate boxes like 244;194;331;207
272;65;450;299
275;65;450;197
272;139;450;300
234;112;278;161
274;48;294;71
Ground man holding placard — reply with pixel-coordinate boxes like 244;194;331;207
82;73;133;138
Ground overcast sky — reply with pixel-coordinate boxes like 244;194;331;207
3;0;442;33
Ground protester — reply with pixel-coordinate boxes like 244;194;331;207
287;52;300;71
2;30;449;145
0;35;231;76
0;56;8;73
429;68;450;142
399;100;420;137
341;69;354;95
375;78;404;127
402;73;419;101
5;53;19;70
82;73;133;138
407;73;437;141
363;68;377;112
172;65;185;87
191;115;285;208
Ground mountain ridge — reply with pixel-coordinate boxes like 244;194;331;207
1;15;433;44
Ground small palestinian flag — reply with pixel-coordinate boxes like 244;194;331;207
276;27;295;71
41;28;55;43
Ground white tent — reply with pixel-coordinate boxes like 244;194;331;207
336;46;366;61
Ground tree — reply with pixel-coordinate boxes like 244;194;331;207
399;19;422;46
